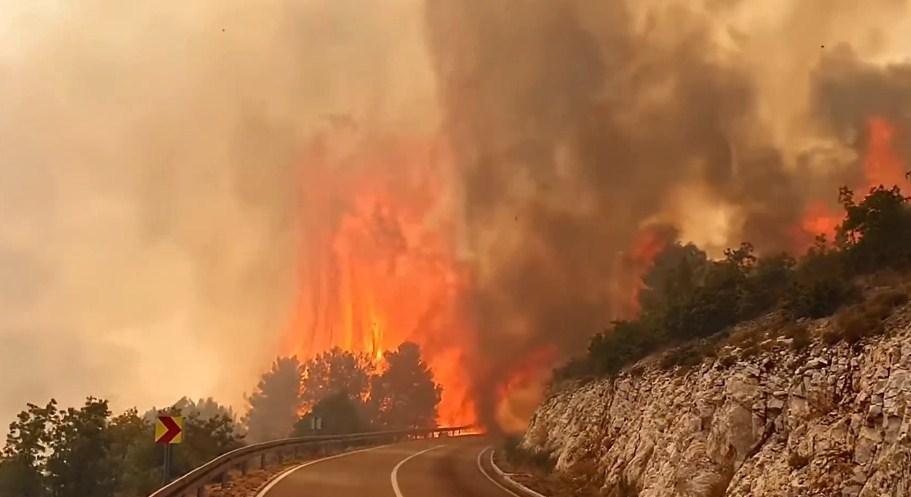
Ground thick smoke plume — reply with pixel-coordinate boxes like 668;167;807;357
0;0;436;428
2;0;910;433
424;0;911;428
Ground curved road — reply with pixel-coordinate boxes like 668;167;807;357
258;436;521;497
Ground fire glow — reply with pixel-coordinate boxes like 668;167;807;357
800;116;908;242
282;135;479;427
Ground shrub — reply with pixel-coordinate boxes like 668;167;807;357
785;324;811;351
786;277;855;319
834;306;885;344
822;328;842;345
871;288;909;310
660;344;706;369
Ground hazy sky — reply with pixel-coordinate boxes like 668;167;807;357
0;0;437;427
1;0;909;431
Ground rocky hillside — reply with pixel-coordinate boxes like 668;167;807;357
523;304;911;496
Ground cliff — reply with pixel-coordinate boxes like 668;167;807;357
523;308;911;496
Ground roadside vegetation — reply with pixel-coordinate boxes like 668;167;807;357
0;341;441;497
555;184;911;381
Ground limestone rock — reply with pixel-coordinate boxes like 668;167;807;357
523;315;911;497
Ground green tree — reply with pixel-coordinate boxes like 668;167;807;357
107;409;158;497
45;397;115;497
0;400;57;497
838;185;911;272
293;392;367;436
169;412;243;476
786;235;855;318
639;242;708;314
244;356;303;442
586;320;658;376
301;348;374;408
369;342;441;429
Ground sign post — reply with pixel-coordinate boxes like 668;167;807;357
155;416;184;484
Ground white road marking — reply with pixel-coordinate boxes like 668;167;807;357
390;444;445;497
256;444;390;497
475;446;522;497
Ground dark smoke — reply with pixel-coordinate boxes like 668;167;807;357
424;0;911;428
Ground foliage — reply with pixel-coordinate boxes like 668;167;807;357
785;236;855;319
559;183;911;381
368;342;442;429
837;185;911;273
45;398;116;497
0;397;244;497
301;348;374;408
170;412;243;476
0;400;57;497
107;409;158;497
244;356;303;442
586;320;658;377
785;324;811;351
293;392;367;436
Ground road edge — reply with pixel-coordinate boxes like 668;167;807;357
253;444;389;497
488;449;549;497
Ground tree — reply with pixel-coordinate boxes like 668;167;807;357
107;409;158;497
0;400;57;497
293;392;367;436
45;397;116;497
170;412;243;476
639;242;708;315
301;348;374;408
244;356;303;442
368;342;441;429
170;397;238;423
587;320;658;376
838;185;911;272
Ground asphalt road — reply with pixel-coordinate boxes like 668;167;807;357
258;436;522;497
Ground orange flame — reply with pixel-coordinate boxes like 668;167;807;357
798;116;908;246
863;117;907;190
494;345;559;433
283;134;477;427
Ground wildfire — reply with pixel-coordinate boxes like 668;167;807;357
799;116;908;244
494;345;559;433
283;133;477;427
619;226;675;317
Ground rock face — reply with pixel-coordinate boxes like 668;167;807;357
523;315;911;497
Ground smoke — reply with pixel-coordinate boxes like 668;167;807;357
423;0;911;427
2;0;910;433
0;0;435;428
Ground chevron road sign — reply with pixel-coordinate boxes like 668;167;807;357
155;416;184;445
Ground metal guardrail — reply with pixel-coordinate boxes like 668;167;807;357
149;426;472;497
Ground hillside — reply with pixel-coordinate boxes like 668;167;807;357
521;287;911;497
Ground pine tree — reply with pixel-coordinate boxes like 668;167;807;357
244;356;303;442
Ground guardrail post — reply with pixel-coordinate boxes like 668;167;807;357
219;471;229;489
260;452;266;470
196;485;207;497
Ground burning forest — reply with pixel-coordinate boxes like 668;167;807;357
3;0;911;438
275;1;911;432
